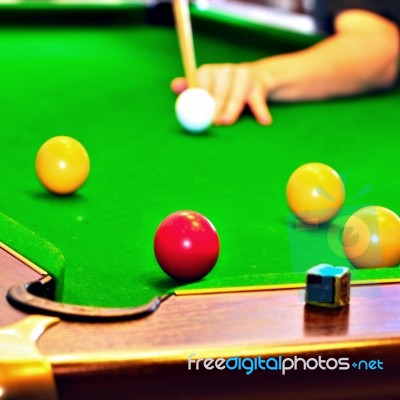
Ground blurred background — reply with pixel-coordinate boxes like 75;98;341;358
192;0;316;33
237;0;305;13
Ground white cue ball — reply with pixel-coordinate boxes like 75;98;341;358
175;88;216;134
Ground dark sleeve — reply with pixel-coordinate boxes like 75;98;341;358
306;0;400;34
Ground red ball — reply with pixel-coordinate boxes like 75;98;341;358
154;210;220;281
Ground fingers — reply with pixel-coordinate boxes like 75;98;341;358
212;65;234;124
171;63;273;126
248;85;272;125
171;66;215;96
172;65;215;95
216;67;249;125
197;65;214;95
171;77;187;94
214;66;271;126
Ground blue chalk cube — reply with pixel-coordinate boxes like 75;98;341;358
306;264;350;309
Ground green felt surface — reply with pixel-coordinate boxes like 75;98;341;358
0;8;398;308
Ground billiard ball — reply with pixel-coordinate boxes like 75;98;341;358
154;210;220;281
286;163;345;225
175;88;216;133
36;136;90;195
343;206;400;268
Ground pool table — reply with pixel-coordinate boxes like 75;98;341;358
0;3;399;399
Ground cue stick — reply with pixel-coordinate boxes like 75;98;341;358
172;0;198;88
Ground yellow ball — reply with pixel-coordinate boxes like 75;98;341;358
36;136;90;195
343;206;400;268
286;163;345;225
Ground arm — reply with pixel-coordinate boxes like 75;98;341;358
259;10;399;101
172;10;400;125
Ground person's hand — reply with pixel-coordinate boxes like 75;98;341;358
171;63;272;126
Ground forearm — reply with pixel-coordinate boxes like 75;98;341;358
254;10;399;101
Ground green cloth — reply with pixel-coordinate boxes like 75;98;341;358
0;13;398;308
